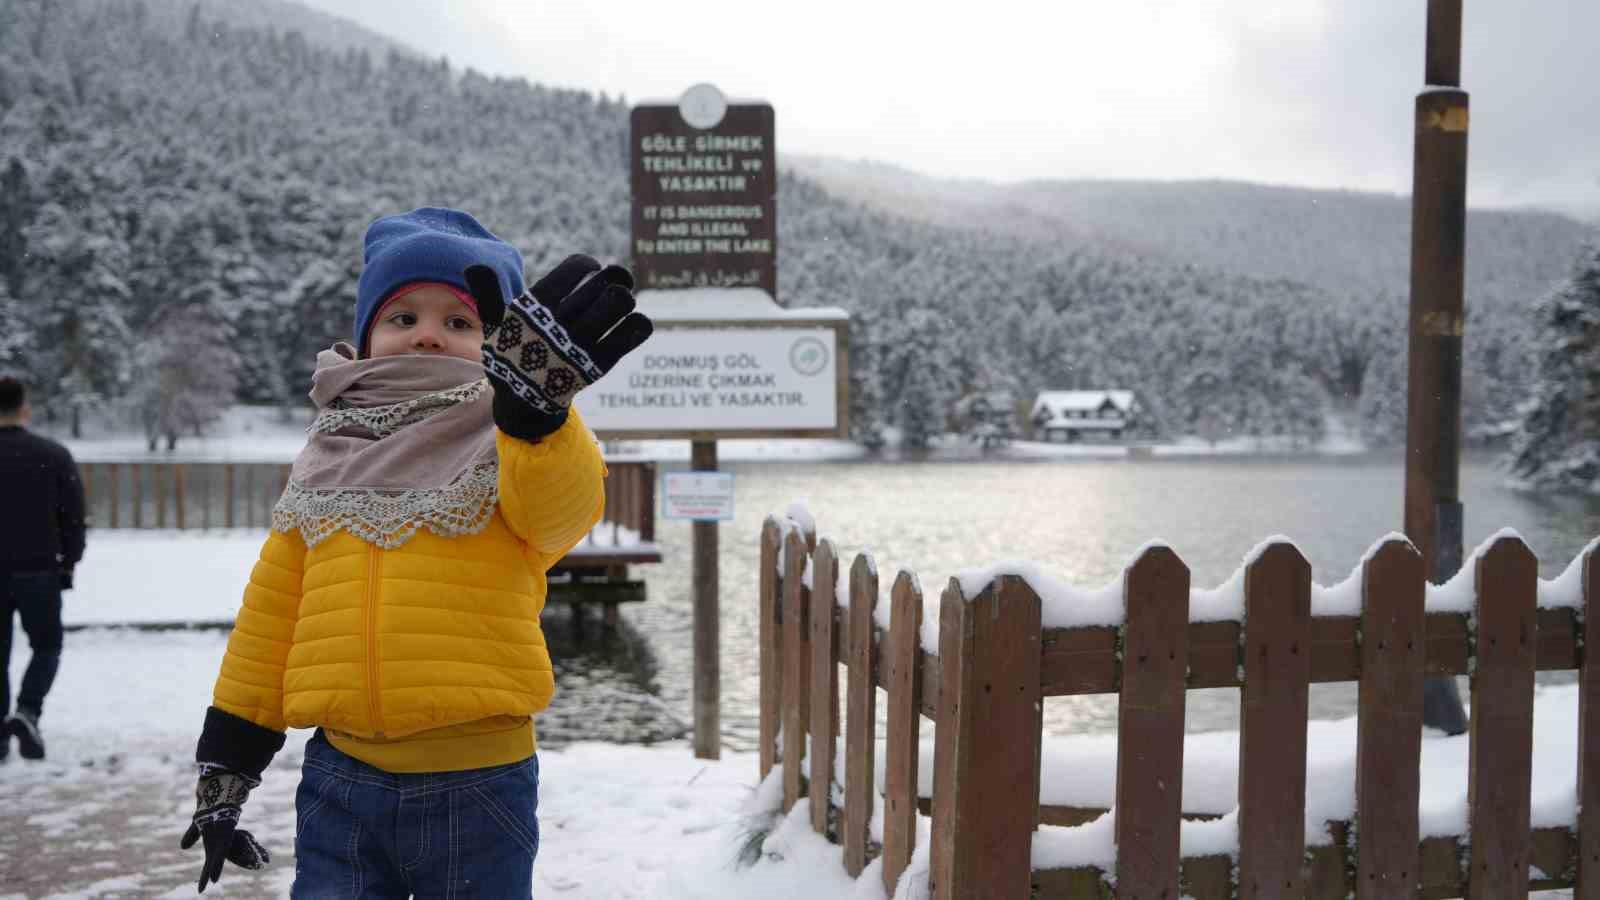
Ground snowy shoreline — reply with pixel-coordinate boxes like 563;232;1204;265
34;403;1407;465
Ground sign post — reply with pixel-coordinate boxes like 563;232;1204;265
612;85;848;759
690;440;720;759
1404;0;1470;734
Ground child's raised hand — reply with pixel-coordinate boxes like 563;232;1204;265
465;255;654;440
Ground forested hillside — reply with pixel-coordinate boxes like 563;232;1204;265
791;157;1596;444
2;0;1567;449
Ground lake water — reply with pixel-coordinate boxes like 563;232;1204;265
538;452;1600;751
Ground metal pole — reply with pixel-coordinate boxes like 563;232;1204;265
1405;0;1470;734
691;439;721;758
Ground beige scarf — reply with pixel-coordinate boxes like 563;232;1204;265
271;343;499;549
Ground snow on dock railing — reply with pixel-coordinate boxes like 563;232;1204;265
757;510;1600;900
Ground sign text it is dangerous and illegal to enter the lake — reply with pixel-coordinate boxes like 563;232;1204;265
573;84;849;440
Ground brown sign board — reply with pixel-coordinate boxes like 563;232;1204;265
630;101;777;297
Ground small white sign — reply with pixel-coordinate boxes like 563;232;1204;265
663;472;736;521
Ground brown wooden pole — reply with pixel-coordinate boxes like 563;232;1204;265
1425;0;1462;87
1404;0;1468;580
108;463;120;528
1405;0;1471;736
692;439;720;759
132;464;143;528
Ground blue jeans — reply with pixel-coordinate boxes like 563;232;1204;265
292;730;540;899
0;571;63;721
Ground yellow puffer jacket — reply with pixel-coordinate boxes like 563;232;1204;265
210;413;604;773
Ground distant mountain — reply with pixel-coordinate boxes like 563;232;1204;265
139;0;411;60
786;155;1592;314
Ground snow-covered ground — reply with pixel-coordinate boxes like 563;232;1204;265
1;625;1585;898
1;529;1586;897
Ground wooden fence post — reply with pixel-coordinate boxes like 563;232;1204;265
1238;542;1312;899
641;463;657;542
810;539;840;836
81;464;94;524
174;464;187;530
782;527;811;811
1579;548;1600;900
108;463;120;528
156;465;167;529
759;517;785;781
132;464;143;528
1356;539;1426;899
202;464;212;530
929;575;1042;900
1467;535;1538;899
882;571;924;896
224;464;235;529
843;553;879;877
1115;545;1191;897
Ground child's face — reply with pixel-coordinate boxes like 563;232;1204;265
366;286;483;362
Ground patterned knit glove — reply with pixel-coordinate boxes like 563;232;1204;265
181;764;269;893
466;254;653;440
183;706;284;893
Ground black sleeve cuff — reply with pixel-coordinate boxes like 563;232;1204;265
196;706;286;780
491;391;565;442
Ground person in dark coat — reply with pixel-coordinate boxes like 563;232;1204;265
0;376;86;761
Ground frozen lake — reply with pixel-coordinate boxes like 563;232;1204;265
619;451;1600;749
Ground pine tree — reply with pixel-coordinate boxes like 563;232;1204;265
0;158;30;297
1509;243;1600;490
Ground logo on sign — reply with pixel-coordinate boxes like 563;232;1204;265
789;337;829;377
679;83;728;130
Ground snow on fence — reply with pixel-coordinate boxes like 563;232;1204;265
758;513;1600;899
76;460;658;539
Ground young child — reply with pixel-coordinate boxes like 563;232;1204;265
180;207;652;896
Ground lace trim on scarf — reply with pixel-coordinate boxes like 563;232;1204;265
309;379;490;438
272;460;500;550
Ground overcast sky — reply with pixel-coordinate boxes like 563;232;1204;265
297;0;1598;215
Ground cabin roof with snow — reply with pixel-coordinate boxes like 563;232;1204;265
1031;390;1136;416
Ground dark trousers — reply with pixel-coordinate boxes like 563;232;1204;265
1;571;64;720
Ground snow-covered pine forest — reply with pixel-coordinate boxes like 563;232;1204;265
1509;244;1600;491
0;0;1593;451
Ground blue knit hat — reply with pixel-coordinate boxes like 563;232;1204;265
354;207;526;355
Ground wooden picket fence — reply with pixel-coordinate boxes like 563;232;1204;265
758;514;1600;899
